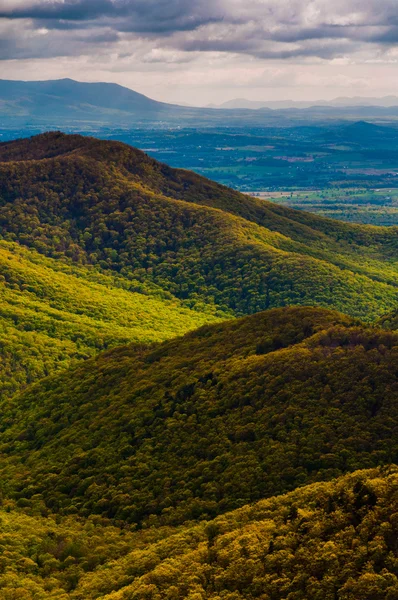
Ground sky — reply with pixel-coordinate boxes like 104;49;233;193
1;0;398;106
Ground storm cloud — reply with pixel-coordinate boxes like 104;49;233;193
1;0;398;61
1;0;398;106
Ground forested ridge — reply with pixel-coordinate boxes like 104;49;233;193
1;133;398;599
2;306;398;529
1;132;398;323
0;467;398;598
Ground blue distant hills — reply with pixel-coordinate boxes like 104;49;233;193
2;78;398;128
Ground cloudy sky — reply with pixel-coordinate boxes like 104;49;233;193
1;0;398;105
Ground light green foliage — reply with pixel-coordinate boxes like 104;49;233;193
0;503;167;599
0;239;221;398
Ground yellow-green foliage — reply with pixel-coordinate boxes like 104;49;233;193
0;468;397;599
2;307;398;528
378;309;398;331
0;504;168;599
0;239;221;398
2;133;398;600
1;132;398;323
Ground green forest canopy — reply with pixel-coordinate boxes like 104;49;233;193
1;131;398;397
1;133;398;599
2;306;398;529
0;238;221;399
1;132;398;323
0;467;397;600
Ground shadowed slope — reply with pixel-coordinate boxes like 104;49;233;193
2;307;398;527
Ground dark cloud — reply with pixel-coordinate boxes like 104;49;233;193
0;0;397;61
177;35;359;61
0;0;116;20
0;0;226;33
368;27;398;44
0;27;120;60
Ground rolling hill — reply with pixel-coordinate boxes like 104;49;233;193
0;467;396;599
318;120;398;145
1;132;398;326
2;306;398;529
1;132;398;598
0;238;220;399
215;95;398;109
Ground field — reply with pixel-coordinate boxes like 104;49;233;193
102;121;398;194
251;187;398;225
5;119;398;225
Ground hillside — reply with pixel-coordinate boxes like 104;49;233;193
2;306;398;527
0;78;179;122
0;467;396;599
1;132;398;323
77;467;398;600
0;238;220;399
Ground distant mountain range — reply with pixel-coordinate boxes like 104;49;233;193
211;95;398;110
0;77;182;121
3;78;398;128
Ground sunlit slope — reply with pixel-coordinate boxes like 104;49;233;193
0;240;220;398
87;468;398;600
0;468;397;599
1;132;398;320
2;306;398;527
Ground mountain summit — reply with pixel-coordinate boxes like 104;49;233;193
0;78;186;123
1;131;398;323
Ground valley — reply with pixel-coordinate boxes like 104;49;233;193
0;132;397;598
5;79;398;228
251;187;398;226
